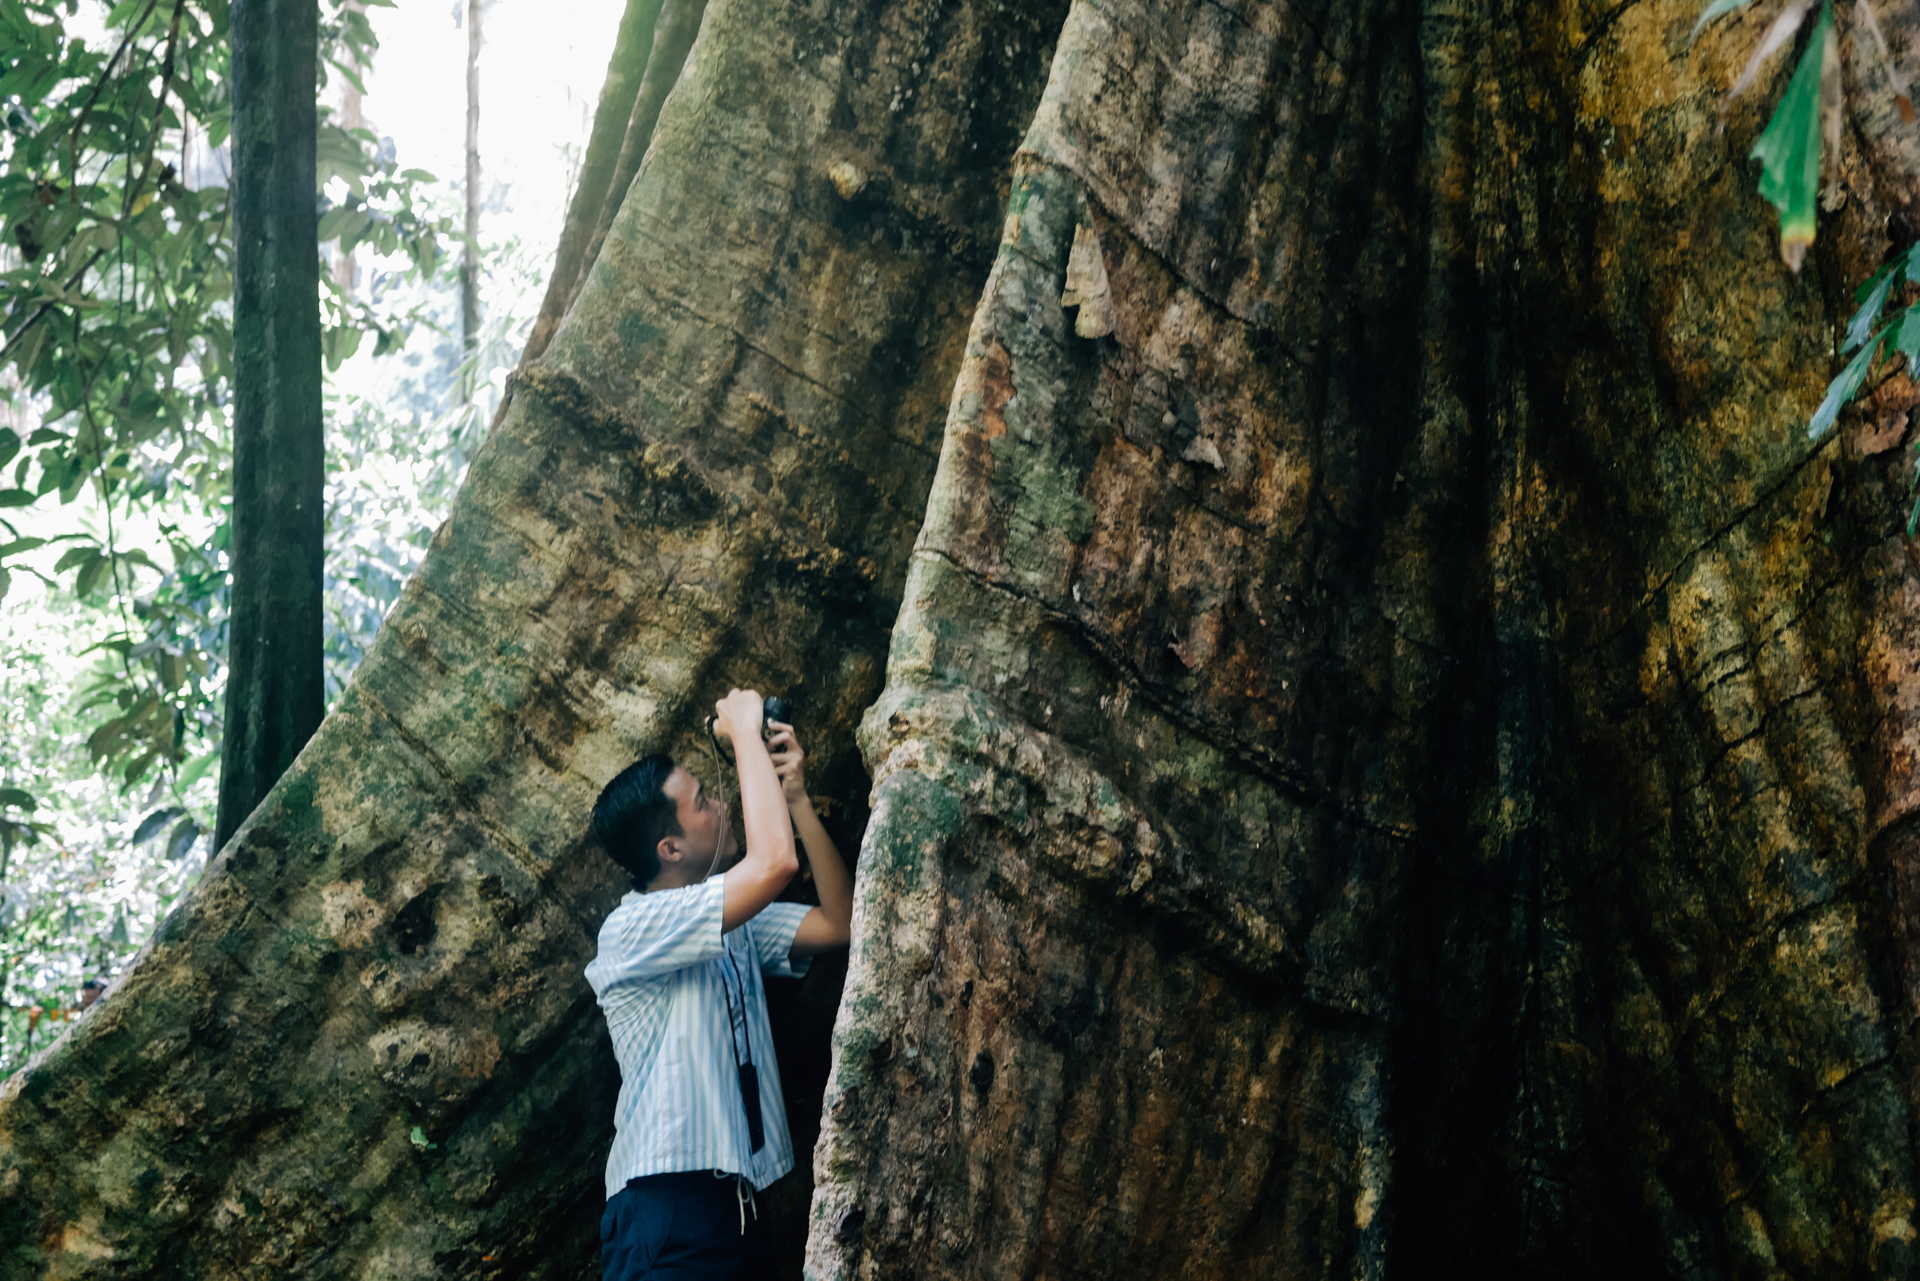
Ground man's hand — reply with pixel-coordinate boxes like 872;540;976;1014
767;722;807;806
710;688;764;745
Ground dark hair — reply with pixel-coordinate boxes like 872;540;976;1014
591;754;681;889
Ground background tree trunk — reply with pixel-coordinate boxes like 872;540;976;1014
215;0;325;851
11;0;1920;1278
460;0;483;354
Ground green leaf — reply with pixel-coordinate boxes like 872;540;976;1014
1893;306;1920;365
165;817;200;861
1811;327;1881;439
0;787;36;811
75;549;110;596
409;1125;437;1151
132;807;183;845
0;489;36;508
1750;0;1835;272
176;749;219;791
1691;0;1756;43
1847;266;1897;353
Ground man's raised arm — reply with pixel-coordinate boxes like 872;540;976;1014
768;722;853;955
714;688;798;931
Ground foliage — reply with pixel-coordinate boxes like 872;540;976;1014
0;589;215;1075
323;234;545;696
0;0;524;1073
1746;0;1835;271
0;0;452;801
1698;0;1920;522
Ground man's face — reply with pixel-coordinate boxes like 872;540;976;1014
661;766;739;877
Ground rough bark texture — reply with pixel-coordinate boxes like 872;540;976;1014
519;0;710;369
0;0;1062;1274
14;0;1920;1277
217;0;326;851
808;0;1920;1277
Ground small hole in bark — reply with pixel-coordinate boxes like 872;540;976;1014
970;1048;995;1096
393;883;447;955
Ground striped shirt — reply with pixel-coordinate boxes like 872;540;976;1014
585;876;813;1198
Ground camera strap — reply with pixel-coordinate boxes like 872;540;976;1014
718;938;766;1154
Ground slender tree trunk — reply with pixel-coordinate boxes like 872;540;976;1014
214;0;323;851
460;0;482;354
330;1;365;299
13;1;1920;1278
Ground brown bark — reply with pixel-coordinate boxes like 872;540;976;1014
0;0;1064;1273
12;0;1920;1278
811;1;1920;1276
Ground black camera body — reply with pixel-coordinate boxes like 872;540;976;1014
762;696;792;733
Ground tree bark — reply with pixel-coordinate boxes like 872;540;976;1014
215;0;325;852
0;0;1063;1273
518;0;708;369
518;0;665;368
13;0;1920;1278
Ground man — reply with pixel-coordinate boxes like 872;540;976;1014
586;688;854;1279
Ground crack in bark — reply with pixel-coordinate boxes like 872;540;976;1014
353;687;555;896
1008;151;1321;368
1671;876;1869;1054
914;545;1424;847
1570;0;1647;67
1688;676;1838;793
1800;1052;1896;1115
1579;433;1839;657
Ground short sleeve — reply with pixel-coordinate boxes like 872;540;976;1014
747;902;814;979
584;879;725;995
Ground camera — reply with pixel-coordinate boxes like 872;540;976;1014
707;694;793;744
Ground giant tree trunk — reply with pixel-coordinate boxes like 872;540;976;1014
10;0;1920;1278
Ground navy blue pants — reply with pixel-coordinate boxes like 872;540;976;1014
600;1171;768;1280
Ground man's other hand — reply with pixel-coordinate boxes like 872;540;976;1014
767;722;807;806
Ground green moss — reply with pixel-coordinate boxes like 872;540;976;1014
863;771;963;894
616;314;664;355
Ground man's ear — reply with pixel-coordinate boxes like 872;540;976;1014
656;835;684;867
